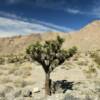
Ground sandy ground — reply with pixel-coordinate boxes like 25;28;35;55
0;53;100;100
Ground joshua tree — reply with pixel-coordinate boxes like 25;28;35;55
26;36;77;96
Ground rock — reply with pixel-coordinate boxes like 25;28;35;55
22;88;32;97
33;87;40;93
65;90;72;94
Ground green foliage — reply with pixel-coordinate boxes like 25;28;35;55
67;46;77;57
7;54;27;64
26;36;77;96
26;36;77;73
0;54;28;65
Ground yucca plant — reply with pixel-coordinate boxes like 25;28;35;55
26;36;77;96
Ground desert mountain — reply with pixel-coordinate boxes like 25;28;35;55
0;20;100;55
63;20;100;51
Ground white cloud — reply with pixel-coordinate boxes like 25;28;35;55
0;17;55;37
65;6;100;18
0;16;74;37
66;8;82;14
32;19;73;32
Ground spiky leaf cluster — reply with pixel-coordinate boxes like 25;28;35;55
26;36;77;73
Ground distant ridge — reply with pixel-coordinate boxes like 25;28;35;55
63;20;100;51
0;20;100;55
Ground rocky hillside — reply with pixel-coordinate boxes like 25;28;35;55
0;32;66;55
63;20;100;51
0;20;100;55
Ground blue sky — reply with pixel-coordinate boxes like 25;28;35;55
0;0;100;37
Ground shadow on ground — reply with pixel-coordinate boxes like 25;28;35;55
51;80;74;94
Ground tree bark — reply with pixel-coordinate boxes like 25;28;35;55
45;73;51;96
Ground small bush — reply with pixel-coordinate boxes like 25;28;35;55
77;60;88;66
83;65;97;78
14;79;29;88
67;46;77;57
6;54;27;64
7;55;19;63
90;51;100;67
0;57;5;65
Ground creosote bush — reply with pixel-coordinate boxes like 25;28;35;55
26;36;77;96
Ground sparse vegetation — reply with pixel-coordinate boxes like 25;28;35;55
14;79;28;88
90;51;100;67
0;54;28;65
83;64;97;78
0;57;5;65
77;60;88;66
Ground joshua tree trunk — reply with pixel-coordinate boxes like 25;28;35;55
45;72;51;96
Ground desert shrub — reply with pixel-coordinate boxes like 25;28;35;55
0;54;33;64
14;79;29;88
90;51;100;67
0;76;12;84
0;57;5;64
83;65;97;78
67;46;77;57
7;54;19;63
88;65;96;73
77;60;88;66
6;54;27;64
17;54;28;63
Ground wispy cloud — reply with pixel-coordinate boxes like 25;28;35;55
35;0;100;18
65;0;100;18
0;11;21;19
5;0;100;17
0;17;57;37
6;0;21;4
32;19;73;32
0;12;74;37
90;0;100;18
66;8;83;14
